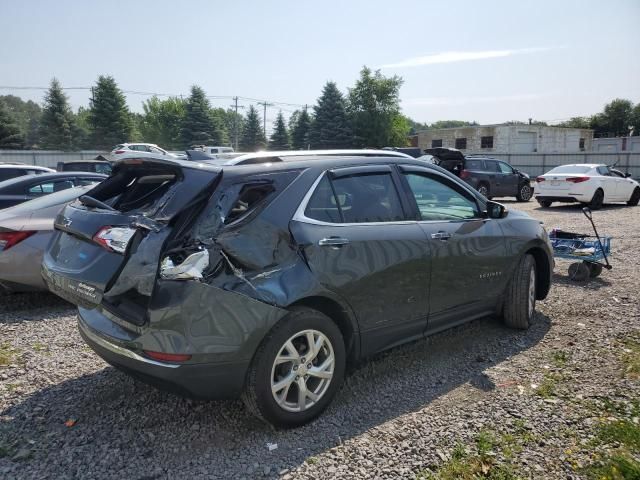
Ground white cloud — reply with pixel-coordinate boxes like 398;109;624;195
380;47;555;69
404;94;547;107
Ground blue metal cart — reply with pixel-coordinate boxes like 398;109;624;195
549;207;612;281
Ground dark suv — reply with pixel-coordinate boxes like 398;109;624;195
426;148;534;201
43;154;552;427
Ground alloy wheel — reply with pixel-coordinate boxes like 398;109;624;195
528;266;536;319
270;329;335;412
478;185;489;197
520;185;532;201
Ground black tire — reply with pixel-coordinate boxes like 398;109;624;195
589;189;604;210
588;263;603;278
568;262;590;281
477;183;490;198
502;254;536;330
242;307;346;428
516;183;533;202
538;200;552;208
627;187;640;206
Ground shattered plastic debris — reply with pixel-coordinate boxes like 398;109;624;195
267;442;278;451
64;419;77;427
160;250;209;280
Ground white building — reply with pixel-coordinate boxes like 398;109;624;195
412;125;594;154
592;136;640;152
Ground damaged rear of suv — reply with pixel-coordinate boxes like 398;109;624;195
44;154;552;427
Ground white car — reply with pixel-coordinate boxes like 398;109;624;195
0;163;55;182
109;143;179;162
535;164;640;209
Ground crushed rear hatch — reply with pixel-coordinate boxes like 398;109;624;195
42;158;221;323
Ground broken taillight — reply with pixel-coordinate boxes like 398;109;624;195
92;226;136;254
536;176;546;182
0;230;36;252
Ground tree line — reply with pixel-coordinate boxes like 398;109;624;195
0;67;412;151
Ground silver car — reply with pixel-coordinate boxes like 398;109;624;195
0;185;94;292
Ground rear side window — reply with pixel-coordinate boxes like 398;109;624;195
305;172;405;223
484;160;500;172
225;182;275;224
465;159;483;170
28;180;74;194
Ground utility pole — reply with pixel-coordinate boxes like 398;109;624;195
257;101;273;139
230;96;244;150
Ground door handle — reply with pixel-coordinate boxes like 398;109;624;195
431;231;451;240
318;237;350;247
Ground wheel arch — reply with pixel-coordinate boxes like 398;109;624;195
525;246;552;300
288;295;360;367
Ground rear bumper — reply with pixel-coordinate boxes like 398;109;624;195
535;195;584;203
78;311;249;399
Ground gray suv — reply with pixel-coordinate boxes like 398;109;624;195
426;148;534;201
43;153;553;427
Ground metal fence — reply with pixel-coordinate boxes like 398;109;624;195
2;150;640;179
0;150;107;169
467;152;640;178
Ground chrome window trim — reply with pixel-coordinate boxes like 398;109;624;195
292;170;485;227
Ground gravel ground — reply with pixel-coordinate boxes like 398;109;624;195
1;200;639;479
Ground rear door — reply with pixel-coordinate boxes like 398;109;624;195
483;160;503;195
397;165;509;332
289;165;431;355
42;159;220;310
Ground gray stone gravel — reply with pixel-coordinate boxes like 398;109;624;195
1;200;639;479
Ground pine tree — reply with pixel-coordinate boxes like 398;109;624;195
0;99;24;149
308;82;353;149
240;105;266;151
181;86;226;147
290;108;311;150
268;111;290;150
39;78;80;150
88;75;133;149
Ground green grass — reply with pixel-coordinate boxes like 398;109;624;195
535;372;562;398
598;419;640;451
551;349;570;368
416;430;529;479
621;337;640;380
31;342;48;352
0;342;17;366
584;453;640;480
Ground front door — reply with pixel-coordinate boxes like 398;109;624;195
289;166;431;355
397;165;509;333
497;161;520;197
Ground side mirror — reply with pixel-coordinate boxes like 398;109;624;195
625;173;632;178
485;200;508;219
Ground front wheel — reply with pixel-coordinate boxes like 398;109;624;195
516;183;533;202
502;254;536;330
627;187;640;206
242;307;346;428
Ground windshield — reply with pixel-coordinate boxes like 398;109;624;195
2;185;94;214
547;165;593;174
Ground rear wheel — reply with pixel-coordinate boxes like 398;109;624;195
502;254;536;330
627;187;640;206
538;200;552;208
589;189;604;210
477;183;490;198
516;183;533;202
588;263;603;278
242;307;345;428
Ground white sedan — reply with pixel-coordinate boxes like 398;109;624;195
109;143;180;162
535;164;640;209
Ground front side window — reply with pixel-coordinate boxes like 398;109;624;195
498;162;514;174
484;160;500;172
150;146;166;155
403;173;479;221
481;136;494;149
304;172;405;223
431;139;443;148
596;166;611;176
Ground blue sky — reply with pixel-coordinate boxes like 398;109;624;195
1;0;639;130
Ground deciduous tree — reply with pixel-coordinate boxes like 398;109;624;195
0;99;24;149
